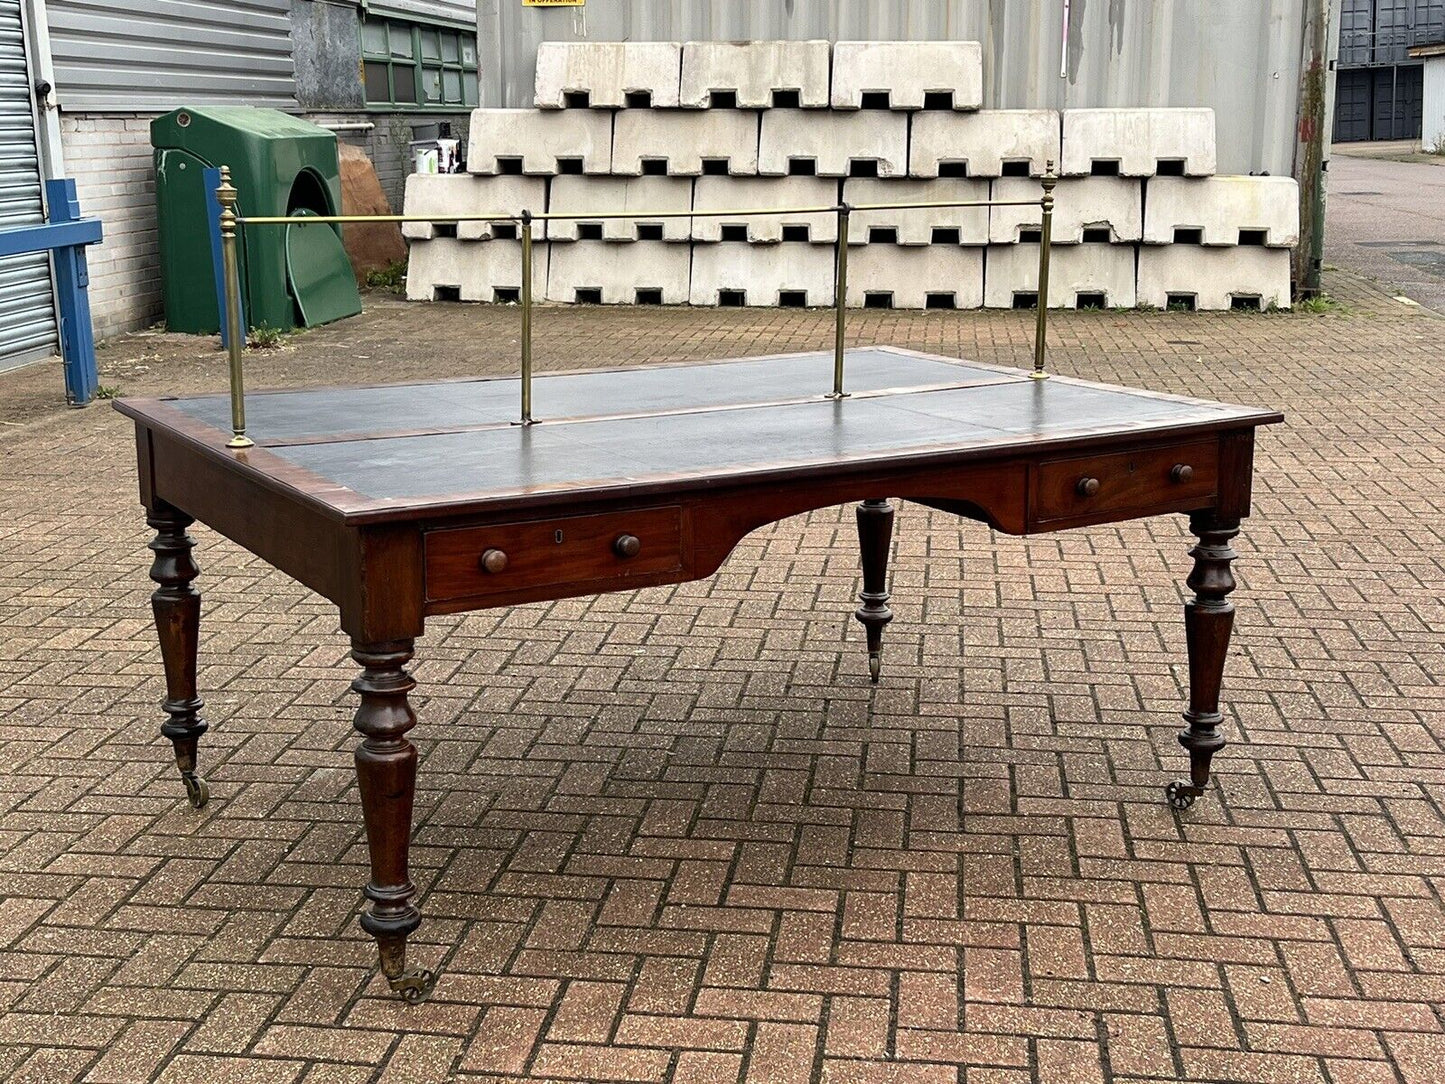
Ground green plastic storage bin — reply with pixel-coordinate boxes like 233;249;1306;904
152;106;361;335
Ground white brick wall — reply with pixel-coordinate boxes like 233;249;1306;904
62;115;165;341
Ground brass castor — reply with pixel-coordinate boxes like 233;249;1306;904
182;771;209;809
868;649;882;684
388;968;438;1004
1165;780;1199;811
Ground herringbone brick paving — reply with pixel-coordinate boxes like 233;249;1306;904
1;271;1442;1083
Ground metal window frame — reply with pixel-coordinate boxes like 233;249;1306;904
361;12;478;111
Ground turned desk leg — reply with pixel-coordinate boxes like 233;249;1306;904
352;639;435;1004
1168;512;1240;811
147;504;209;809
855;498;895;684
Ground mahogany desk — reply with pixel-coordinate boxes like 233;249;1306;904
117;347;1281;1002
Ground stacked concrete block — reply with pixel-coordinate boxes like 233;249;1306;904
405;238;547;303
400;175;546;241
549;176;693;242
759;110;908;177
680;40;831;108
612;109;759;176
692;176;837;243
989;176;1142;244
534;42;683;109
1061;108;1216;177
1143;176;1300;247
403;44;1282;312
1136;174;1296;309
1137;247;1290;310
691;243;836;307
844;178;990;246
467;108;612;175
984;244;1137;309
847;246;984;309
831;41;984;111
910;111;1061;178
547;242;691;305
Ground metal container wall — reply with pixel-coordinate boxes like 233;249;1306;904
46;0;297;113
479;0;1318;177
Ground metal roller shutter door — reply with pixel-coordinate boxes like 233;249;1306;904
0;0;58;371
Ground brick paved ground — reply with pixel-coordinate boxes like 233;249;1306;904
1;272;1443;1083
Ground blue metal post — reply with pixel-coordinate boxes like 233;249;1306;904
204;167;245;349
44;179;100;407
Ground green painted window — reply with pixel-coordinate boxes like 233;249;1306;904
361;16;479;109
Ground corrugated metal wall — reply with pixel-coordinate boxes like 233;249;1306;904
478;0;1314;176
1423;55;1445;148
0;0;58;369
46;0;297;112
368;0;476;29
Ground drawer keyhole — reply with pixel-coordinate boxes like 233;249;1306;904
554;529;564;544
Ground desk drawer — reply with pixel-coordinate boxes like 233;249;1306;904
1033;440;1217;524
426;506;684;603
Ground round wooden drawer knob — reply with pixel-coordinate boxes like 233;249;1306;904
614;534;642;559
479;548;508;574
1171;463;1194;484
1076;476;1101;498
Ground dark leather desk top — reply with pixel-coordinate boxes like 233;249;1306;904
117;347;1281;522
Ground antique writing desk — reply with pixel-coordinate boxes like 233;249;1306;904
118;347;1281;1002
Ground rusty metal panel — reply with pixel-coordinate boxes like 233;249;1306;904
478;0;1319;176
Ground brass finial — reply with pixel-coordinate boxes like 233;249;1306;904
217;164;238;238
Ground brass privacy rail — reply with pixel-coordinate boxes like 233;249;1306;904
214;165;1058;448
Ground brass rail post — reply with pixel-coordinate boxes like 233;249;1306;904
1032;163;1059;381
217;166;253;448
830;203;851;399
520;211;533;425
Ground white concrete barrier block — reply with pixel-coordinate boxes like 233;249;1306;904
691;176;837;243
534;41;682;109
758;110;908;177
549;176;693;242
1142;175;1300;247
846;245;984;309
680;40;830;108
466;108;612;175
545;240;691;304
1061;108;1216;177
843;178;990;245
831;41;983;110
984;244;1137;309
1137;246;1291;310
401;175;547;241
612;109;759;176
989;177;1142;243
690;243;835;306
910;110;1060;178
405;238;547;302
